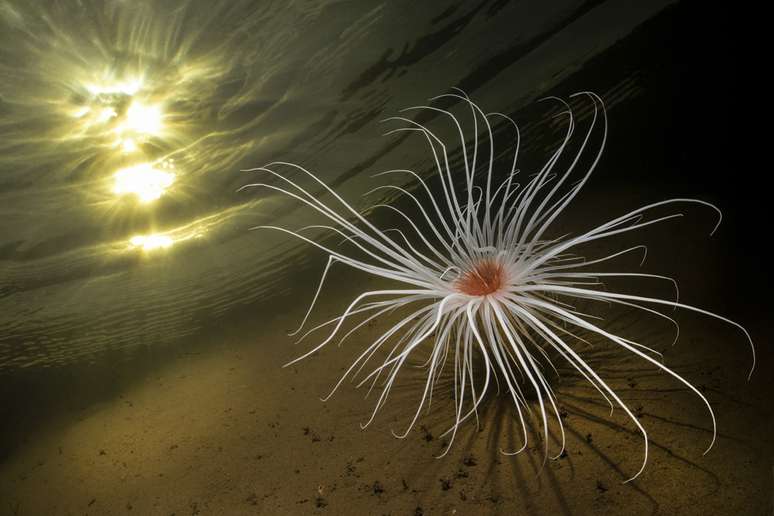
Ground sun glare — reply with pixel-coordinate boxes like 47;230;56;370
85;79;142;96
113;163;175;202
122;101;163;135
129;234;174;251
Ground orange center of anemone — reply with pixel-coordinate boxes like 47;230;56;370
455;259;507;296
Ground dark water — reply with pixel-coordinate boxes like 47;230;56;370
0;1;769;514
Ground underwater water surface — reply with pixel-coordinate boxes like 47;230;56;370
0;1;770;515
0;0;675;372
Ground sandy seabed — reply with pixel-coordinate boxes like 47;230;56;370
1;245;772;516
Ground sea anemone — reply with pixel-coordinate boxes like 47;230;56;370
242;91;754;481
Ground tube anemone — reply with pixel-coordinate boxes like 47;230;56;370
241;91;754;482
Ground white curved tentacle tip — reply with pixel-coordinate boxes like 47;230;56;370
283;353;311;368
237;182;262;192
434;449;450;459
741;330;756;380
637;246;648;266
537;95;563;104
427;93;449;102
702;434;717;455
709;206;723;236
550;110;572;120
450;86;469;97
498;442;528;456
434;436;459;459
570;90;604;104
622;460;648;484
390;428;409;439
